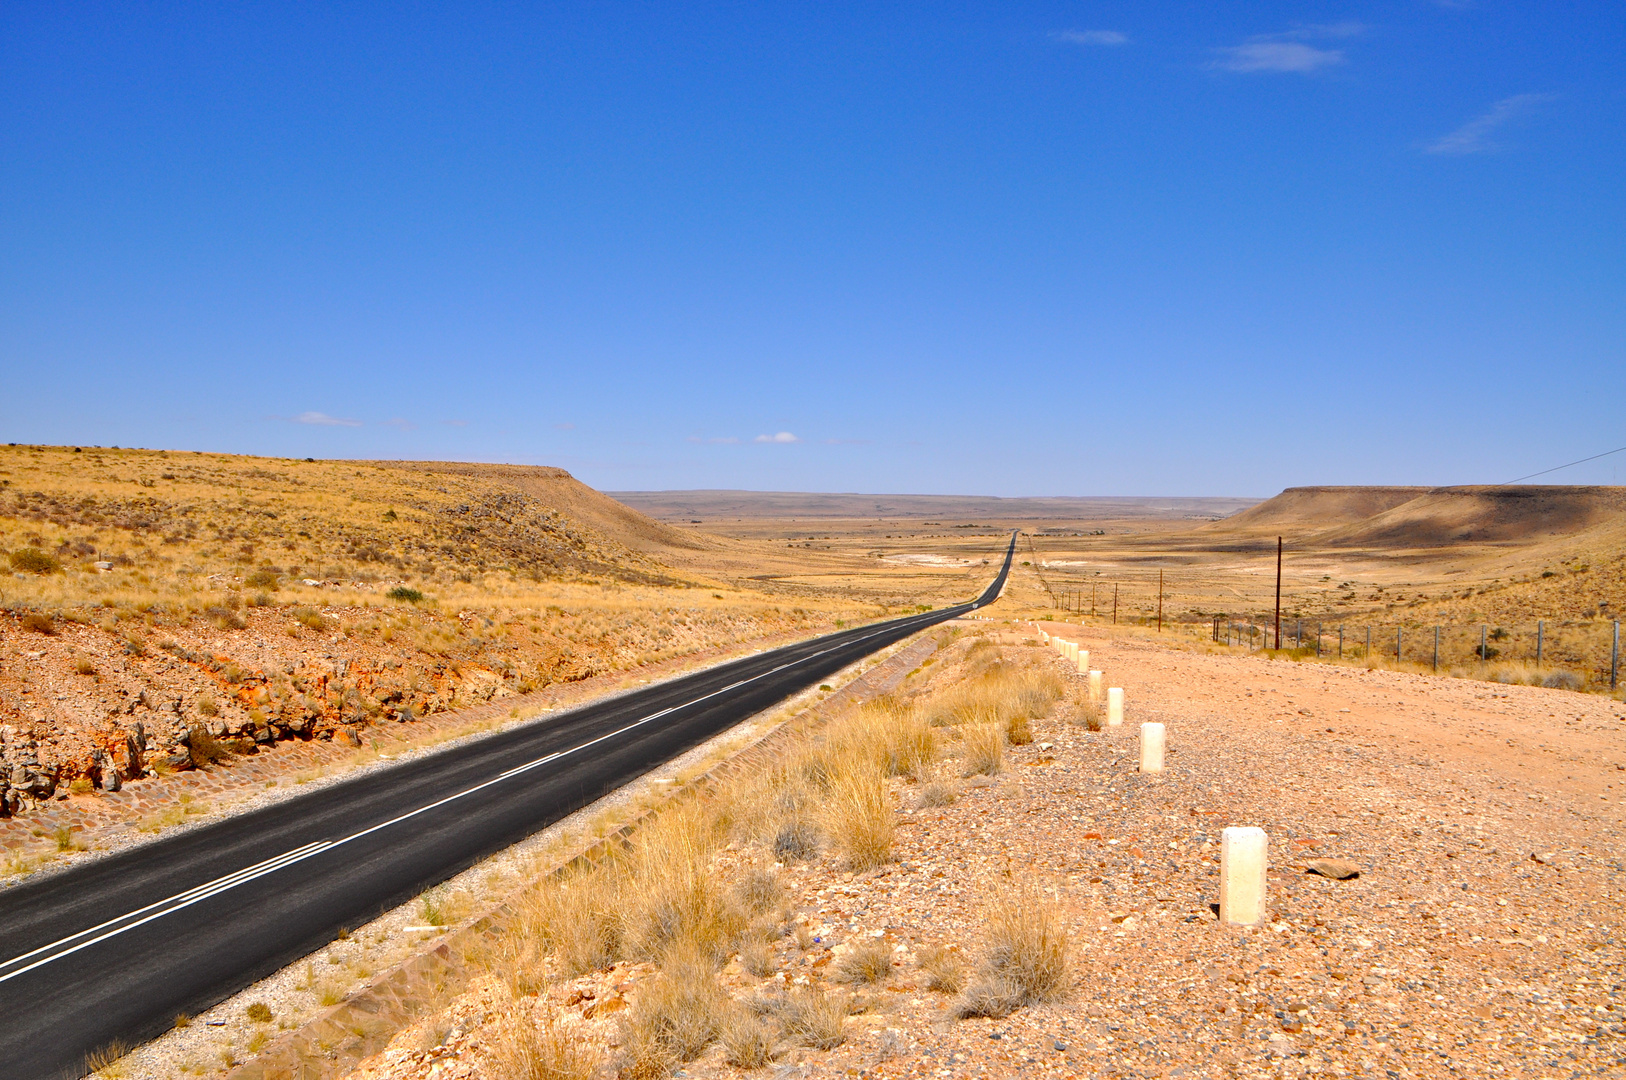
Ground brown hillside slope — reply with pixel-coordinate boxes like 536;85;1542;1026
1204;485;1429;537
1311;485;1626;548
370;461;711;558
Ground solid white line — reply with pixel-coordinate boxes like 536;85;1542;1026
0;587;1001;983
0;842;334;985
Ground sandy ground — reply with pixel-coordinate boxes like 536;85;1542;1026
335;620;1626;1080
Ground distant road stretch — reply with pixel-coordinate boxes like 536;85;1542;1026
0;534;1017;1078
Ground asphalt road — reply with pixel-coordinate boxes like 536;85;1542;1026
0;533;1014;1078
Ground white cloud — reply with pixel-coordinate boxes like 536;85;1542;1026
753;432;799;444
1425;93;1556;155
1214;24;1361;73
1216;41;1344;73
1280;22;1365;40
1056;29;1127;46
294;411;362;428
381;417;416;431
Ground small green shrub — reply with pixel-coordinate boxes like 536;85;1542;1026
387;587;425;603
245;1002;273;1023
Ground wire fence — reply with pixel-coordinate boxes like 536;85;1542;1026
1199;616;1621;691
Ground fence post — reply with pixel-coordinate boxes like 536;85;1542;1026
1612;621;1619;691
1315;622;1322;657
1297;618;1303;648
1397;627;1402;664
1480;625;1487;664
1433;626;1440;673
1366;625;1371;660
1537;620;1544;668
1338;625;1344;659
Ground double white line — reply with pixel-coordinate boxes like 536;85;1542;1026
0;612;957;985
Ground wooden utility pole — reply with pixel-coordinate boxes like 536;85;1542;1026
1112;583;1119;625
1273;536;1283;650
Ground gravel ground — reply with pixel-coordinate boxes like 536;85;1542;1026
337;620;1626;1080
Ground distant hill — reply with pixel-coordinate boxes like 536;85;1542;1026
610;490;1263;523
1207;484;1626;549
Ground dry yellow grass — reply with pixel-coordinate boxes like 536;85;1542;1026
491;1004;603;1080
619;943;729;1073
958;723;1005;777
955;887;1071;1018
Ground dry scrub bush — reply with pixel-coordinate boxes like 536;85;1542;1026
832;698;936;779
917;771;959;807
719;1002;777;1068
778;987;848;1050
959;723;1004;777
739;940;777;978
185;726;232;766
1005;712;1032;746
916;944;965;993
924;660;1063;735
1071;697;1102;732
732;865;784;916
622;806;742;963
620;945;728;1075
497;866;622;988
954;889;1070;1019
833;939;894;985
492;1004;603;1080
822;762;894;872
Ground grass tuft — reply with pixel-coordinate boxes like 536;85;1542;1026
954;887;1070;1018
959;723;1004;776
916;943;965;993
833;939;894;985
493;1005;602;1080
620;944;728;1071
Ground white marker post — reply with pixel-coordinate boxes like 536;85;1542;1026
1088;670;1103;701
1139;722;1165;773
1106;687;1124;727
1076;649;1090;674
1219;827;1269;926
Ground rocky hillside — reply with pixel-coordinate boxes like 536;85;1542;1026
0;446;834;815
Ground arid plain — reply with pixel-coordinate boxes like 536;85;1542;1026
3;453;1624;1080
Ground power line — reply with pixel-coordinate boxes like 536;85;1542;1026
1501;443;1626;485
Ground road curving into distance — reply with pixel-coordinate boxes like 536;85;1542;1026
0;533;1016;1078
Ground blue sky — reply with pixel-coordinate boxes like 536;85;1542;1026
3;3;1622;496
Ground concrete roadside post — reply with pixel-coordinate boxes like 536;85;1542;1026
1088;670;1103;701
1139;722;1165;773
1219;826;1268;926
1076;648;1090;674
1107;686;1125;727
